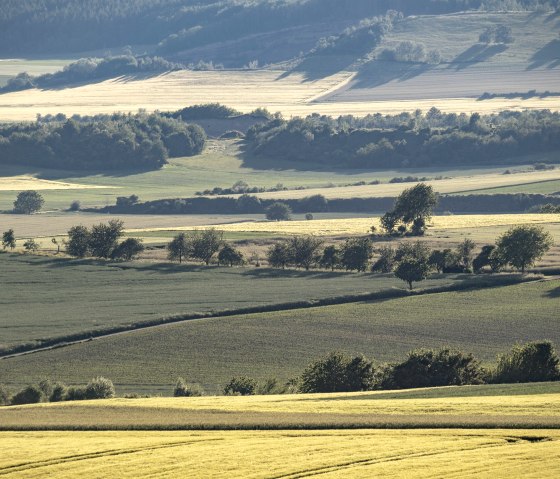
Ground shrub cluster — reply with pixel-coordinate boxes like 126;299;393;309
2;377;115;406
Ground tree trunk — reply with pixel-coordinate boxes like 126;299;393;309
408;281;413;290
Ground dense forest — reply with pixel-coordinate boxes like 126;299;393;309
0;113;206;171
246;109;560;168
1;0;556;56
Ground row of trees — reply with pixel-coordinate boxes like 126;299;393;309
167;229;244;266
246;109;560;169
175;340;560;397
0;112;206;171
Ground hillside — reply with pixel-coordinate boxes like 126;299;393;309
1;279;557;394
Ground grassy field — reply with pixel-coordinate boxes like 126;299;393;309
0;428;558;478
1;253;454;350
3;139;557;211
458;179;560;196
1;279;557;394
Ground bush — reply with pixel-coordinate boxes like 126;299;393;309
265;202;292;221
65;386;88;401
85;376;115;399
300;351;375;393
49;382;68;402
174;378;204;397
378;348;486;390
13;190;44;214
494;341;560;384
10;385;44;405
69;200;81;211
224;376;258;396
111;238;145;261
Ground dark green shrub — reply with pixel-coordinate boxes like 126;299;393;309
65;386;88;401
224;376;258;396
85;377;115;399
379;348;486;389
174;378;204;397
10;385;44;405
49;382;68;402
494;341;560;384
300;351;375;393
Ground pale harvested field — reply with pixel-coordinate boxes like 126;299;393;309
0;69;559;122
238;170;560;200
139;214;560;237
0;212;263;238
1;429;559;478
0;175;113;191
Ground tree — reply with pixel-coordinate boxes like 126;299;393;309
13;190;44;214
340;237;372;272
495;225;553;273
371;246;395;273
69;200;81;211
265;202;292;221
288;236;323;270
2;229;16;250
380;211;399;234
89;220;124;258
167;233;190;263
23;239;39;253
393;183;437;226
218;244;244;266
378;348;485;390
300;352;375;393
494;341;560;384
394;241;430;262
188;228;224;265
394;256;430;290
174;378;204;397
473;245;504;273
10;385;44;405
111;238;144;261
456;239;476;272
267;242;290;269
66;225;90;257
224;376;257;396
319;245;340;271
428;249;448;273
85;376;115;399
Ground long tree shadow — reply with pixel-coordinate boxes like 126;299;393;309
544;285;560;299
528;39;560;70
450;44;508;70
352;60;432;89
277;54;357;82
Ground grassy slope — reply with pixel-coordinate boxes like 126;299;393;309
1;279;558;394
1;428;559;478
1;253;454;349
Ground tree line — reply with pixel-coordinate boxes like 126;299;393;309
246;109;560;169
212;340;560;395
0;112;206;171
4;339;557;405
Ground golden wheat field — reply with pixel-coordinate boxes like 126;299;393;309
129;214;560;238
1;429;559;479
0;69;559;121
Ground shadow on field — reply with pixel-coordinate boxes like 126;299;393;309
241;267;364;279
528;39;560;70
543;286;560;299
352;61;432;89
450;44;508;70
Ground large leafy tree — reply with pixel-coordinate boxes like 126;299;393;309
265;202;292;221
288;236;323;270
340;237;372;272
167;233;190;264
394;256;431;290
89;219;124;258
13;190;44;214
494;225;553;273
66;225;90;257
188;228;224;265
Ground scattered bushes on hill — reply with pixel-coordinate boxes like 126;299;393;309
9;385;44;405
0;112;206;171
378;41;443;64
479;25;514;44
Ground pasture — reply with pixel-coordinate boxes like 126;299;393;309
1;279;557;394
